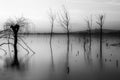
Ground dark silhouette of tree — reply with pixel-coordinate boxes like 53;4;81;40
48;9;56;71
11;24;20;67
58;5;70;75
96;14;105;68
0;17;35;69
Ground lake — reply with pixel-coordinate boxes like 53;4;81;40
0;34;120;80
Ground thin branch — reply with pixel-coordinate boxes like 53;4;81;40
58;6;70;32
1;37;30;56
1;35;30;54
0;48;7;56
7;33;12;58
48;8;56;24
19;37;36;55
0;43;13;57
0;33;11;38
84;16;92;31
0;43;14;47
17;42;29;56
57;12;67;30
90;15;92;28
96;14;105;27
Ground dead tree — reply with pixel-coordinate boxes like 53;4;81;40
49;9;56;42
84;16;92;65
85;16;92;48
2;17;35;69
48;9;56;70
58;6;70;74
96;14;105;68
11;24;20;67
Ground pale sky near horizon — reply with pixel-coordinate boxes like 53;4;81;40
0;0;120;32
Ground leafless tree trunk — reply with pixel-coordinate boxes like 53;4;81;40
58;5;70;74
10;25;20;68
48;9;56;71
2;17;35;69
85;16;92;50
84;16;93;64
96;14;105;68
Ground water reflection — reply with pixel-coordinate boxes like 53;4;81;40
0;34;120;80
83;35;92;65
49;35;54;71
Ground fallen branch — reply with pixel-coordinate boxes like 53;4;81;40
19;37;36;55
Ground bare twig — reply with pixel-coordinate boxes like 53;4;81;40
96;14;105;27
58;5;70;32
0;48;7;56
0;38;30;56
0;42;13;57
0;42;14;47
7;33;12;58
17;42;29;56
19;37;36;55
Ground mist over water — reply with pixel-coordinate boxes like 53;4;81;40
0;34;120;80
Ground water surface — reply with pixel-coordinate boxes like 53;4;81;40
0;34;120;80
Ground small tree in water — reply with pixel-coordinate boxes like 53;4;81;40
96;14;105;68
48;8;56;71
10;24;20;67
58;5;70;74
3;17;34;69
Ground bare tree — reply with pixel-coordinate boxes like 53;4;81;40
48;9;56;71
85;15;92;45
58;5;70;74
49;9;56;40
96;14;105;68
84;16;92;65
1;17;35;69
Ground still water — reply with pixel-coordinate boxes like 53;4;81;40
0;34;120;80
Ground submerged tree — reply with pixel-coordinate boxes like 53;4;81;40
48;9;56;71
58;5;70;74
96;14;105;68
0;17;35;69
84;16;92;64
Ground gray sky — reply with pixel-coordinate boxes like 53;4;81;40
0;0;120;32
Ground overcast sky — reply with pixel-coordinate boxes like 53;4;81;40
0;0;120;32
